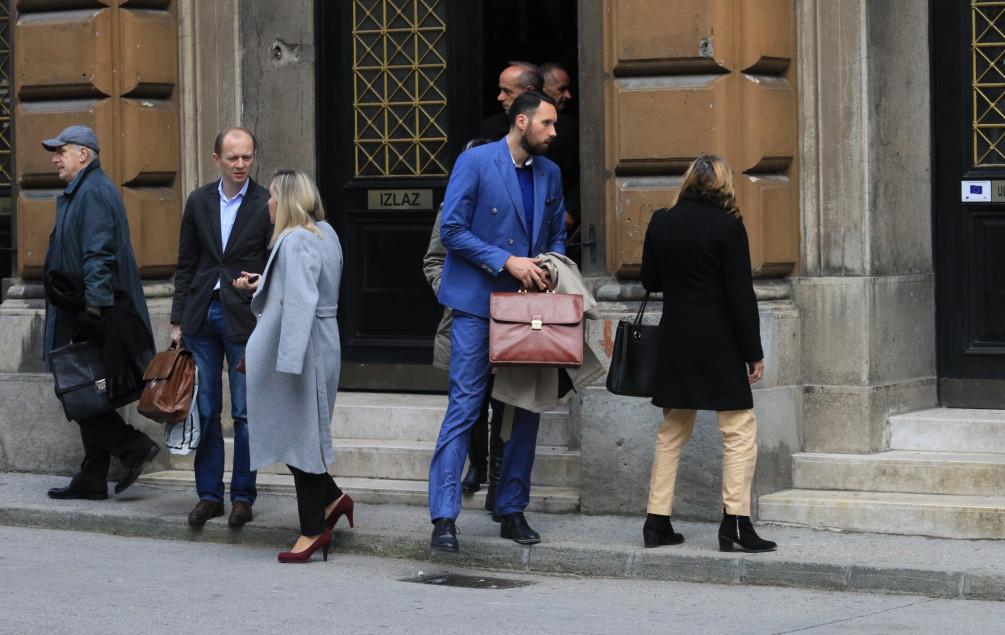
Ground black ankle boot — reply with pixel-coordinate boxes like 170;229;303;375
718;511;777;553
642;513;684;548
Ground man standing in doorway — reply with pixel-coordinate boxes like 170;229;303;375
541;62;573;114
42;125;160;500
479;61;545;140
540;62;580;239
171;128;272;528
429;92;567;552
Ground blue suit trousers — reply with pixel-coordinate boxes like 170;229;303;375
428;311;540;521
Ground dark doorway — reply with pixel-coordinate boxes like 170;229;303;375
481;0;578;118
932;1;1005;407
316;0;578;392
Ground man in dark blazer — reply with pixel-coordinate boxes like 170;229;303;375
42;125;159;500
540;62;581;237
478;61;543;141
429;92;567;552
170;127;272;528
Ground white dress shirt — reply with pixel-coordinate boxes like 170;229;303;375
213;179;250;290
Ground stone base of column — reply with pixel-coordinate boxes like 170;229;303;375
576;293;803;521
0;281;175;475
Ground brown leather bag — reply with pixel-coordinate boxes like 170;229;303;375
138;344;196;423
488;291;584;367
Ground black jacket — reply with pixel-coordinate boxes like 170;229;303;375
43;160;151;360
640;197;763;411
171;179;272;343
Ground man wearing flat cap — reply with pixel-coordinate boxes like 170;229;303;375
42;125;160;501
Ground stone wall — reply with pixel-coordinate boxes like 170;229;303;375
600;0;800;280
13;0;182;280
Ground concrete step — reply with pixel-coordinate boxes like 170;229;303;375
138;470;581;514
758;489;1005;539
791;450;1005;497
889;408;1005;453
332;392;573;446
168;438;581;487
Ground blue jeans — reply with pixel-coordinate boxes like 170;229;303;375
427;311;539;521
185;300;256;504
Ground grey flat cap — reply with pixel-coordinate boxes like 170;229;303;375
41;125;100;153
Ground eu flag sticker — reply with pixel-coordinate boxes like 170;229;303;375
962;180;992;202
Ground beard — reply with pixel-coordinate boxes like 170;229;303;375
519;130;551;156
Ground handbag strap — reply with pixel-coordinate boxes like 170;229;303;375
633;291;650;327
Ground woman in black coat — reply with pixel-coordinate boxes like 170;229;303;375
639;154;776;553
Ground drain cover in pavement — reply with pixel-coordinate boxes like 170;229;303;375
401;573;534;589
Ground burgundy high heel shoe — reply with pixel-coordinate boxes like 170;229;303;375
277;529;332;563
325;494;355;530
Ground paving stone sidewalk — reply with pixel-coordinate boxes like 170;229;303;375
2;472;1003;601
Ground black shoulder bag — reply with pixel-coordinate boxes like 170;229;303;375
49;340;120;421
605;292;660;397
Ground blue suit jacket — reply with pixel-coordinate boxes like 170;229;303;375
437;137;567;318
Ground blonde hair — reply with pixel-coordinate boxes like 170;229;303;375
675;154;740;217
269;169;325;247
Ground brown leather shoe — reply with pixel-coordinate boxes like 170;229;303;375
187;500;224;527
228;501;254;528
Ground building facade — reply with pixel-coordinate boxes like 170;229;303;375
2;1;998;536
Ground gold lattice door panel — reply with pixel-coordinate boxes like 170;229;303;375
0;0;11;192
352;0;449;178
13;0;181;278
973;1;1005;166
603;0;799;278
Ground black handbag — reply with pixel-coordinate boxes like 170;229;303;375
49;340;132;421
606;292;660;397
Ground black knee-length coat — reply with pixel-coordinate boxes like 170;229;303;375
639;196;763;411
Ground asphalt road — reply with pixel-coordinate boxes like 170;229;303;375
0;526;1002;634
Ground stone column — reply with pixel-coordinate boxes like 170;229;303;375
179;0;243;190
239;0;317;181
794;0;937;454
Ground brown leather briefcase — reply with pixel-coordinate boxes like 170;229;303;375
138;344;196;423
488;291;584;367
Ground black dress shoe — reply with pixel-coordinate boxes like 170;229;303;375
115;443;160;495
188;500;225;526
47;483;108;500
461;466;486;493
500;512;541;545
228;501;254;528
430;518;459;553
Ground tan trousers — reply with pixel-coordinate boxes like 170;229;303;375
646;408;758;516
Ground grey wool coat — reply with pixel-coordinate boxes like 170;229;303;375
421;206;451;370
246;222;343;474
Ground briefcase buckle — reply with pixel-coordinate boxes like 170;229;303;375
531;318;543;331
95;378;107;392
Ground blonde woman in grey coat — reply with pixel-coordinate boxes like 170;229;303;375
235;169;352;563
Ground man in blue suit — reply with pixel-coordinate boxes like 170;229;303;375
429;92;566;551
